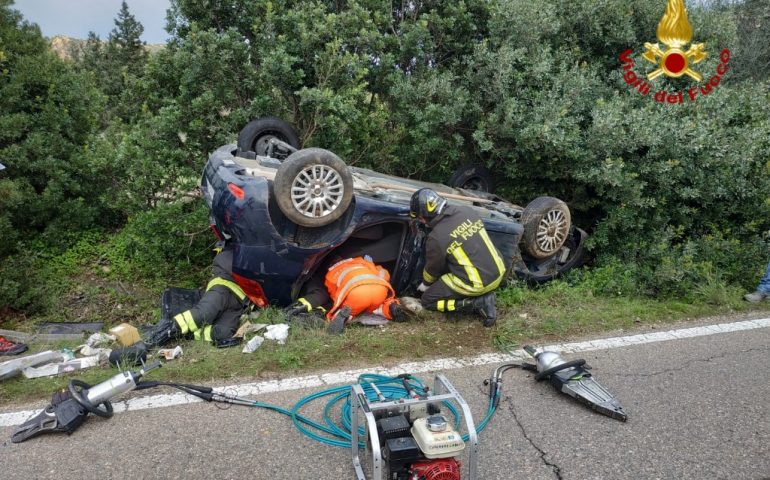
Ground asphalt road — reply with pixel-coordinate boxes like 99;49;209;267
1;317;769;479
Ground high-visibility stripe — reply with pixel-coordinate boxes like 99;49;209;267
193;325;212;342
206;277;246;301
437;300;446;312
298;297;312;311
335;265;368;287
441;273;503;296
479;229;506;276
174;313;188;335
447;299;456;311
423;269;437;283
181;310;198;333
331;273;394;313
450;246;483;290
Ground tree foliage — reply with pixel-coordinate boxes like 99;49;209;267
1;0;769;313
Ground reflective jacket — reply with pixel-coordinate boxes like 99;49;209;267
324;256;395;318
422;205;506;296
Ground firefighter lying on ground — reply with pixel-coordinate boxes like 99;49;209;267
410;188;503;327
145;245;250;348
284;255;406;334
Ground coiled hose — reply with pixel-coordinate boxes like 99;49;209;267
140;373;499;449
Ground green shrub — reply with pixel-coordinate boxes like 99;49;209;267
103;200;213;287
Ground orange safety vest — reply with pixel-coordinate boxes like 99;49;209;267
324;257;396;319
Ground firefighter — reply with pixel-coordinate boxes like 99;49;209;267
410;188;503;327
146;245;249;347
285;255;405;334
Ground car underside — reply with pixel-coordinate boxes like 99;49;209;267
201;118;587;307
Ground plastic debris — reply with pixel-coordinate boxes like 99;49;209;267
76;345;113;358
0;351;65;381
22;355;101;379
242;335;265;353
264;324;290;344
85;332;116;348
235;322;268;338
157;345;184;360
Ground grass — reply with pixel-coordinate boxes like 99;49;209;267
2;276;769;406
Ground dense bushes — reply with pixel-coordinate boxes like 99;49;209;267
0;0;768;316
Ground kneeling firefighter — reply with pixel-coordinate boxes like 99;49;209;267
146;245;250;347
285;255;405;334
410;188;504;327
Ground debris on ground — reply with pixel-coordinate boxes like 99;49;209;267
109;323;141;346
85;332;116;348
0;350;66;381
235;321;268;338
264;324;290;344
242;335;264;353
109;342;147;367
37;322;104;334
157;345;184;360
0;336;29;356
23;354;102;379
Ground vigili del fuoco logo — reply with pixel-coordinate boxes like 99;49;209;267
619;0;731;104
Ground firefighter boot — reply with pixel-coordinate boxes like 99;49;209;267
457;293;497;327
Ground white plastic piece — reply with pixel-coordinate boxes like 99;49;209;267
0;351;65;381
157;346;184;360
242;335;264;353
22;355;101;379
411;416;465;459
264;324;289;344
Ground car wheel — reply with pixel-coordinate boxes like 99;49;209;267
237;117;300;157
521;196;571;259
274;148;354;227
447;165;494;193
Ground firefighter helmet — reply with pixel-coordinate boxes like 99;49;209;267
409;188;447;221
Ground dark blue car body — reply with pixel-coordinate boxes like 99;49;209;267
201;145;586;307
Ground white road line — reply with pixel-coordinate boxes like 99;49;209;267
2;317;769;427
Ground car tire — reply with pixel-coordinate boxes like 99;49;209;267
447;165;495;193
521;196;571;259
274;148;354;228
237;117;300;157
521;227;588;284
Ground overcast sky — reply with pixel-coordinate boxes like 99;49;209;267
13;0;172;44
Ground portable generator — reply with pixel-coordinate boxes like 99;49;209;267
350;374;478;480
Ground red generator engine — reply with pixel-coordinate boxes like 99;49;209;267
350;374;479;480
410;459;462;480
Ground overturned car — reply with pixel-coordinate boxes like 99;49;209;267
201;118;587;307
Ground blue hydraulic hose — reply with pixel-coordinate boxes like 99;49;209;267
240;373;498;448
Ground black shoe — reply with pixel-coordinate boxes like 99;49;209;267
473;293;497;328
327;306;351;335
389;303;407;322
214;337;242;348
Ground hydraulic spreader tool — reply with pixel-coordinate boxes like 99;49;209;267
486;345;627;422
11;345;627;479
12;361;162;443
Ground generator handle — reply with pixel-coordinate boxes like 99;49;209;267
434;374;479;479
